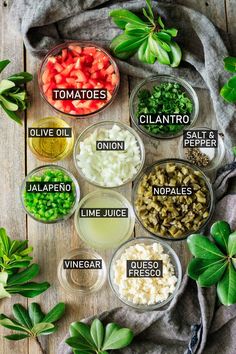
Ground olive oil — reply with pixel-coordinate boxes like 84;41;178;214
28;117;74;162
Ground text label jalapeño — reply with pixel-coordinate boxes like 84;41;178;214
26;182;72;193
138;113;191;125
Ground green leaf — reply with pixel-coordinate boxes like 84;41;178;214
4;333;30;341
0;284;11;299
42;303;65;323
220;82;236;103
187;258;224;280
31;322;54;335
29;303;45;325
0;272;11;299
163;28;178;37
148;34;170;65
210;221;231;253
169;41;182;67
110;34;137;59
0;318;30;333
110;9;147;29
113;34;148;54
227;75;236;88
102;327;134;351
228;232;236;257
197;260;228;287
7;72;33;84
13;304;32;329
0;228;11;253
0;271;8;285
65;336;96;351
103;323;121;344
223;57;236;73
143;8;153;25
217;263;236;305
187;234;225;259
157;16;165;29
90;319;104;350
0;79;15;94
73;351;94;354
7;264;40;286
138;38;156;64
38;325;58;335
232;146;236;157
69;322;96;349
0;103;22;124
145;0;154;20
0;95;18;111
156;31;172;42
0;60;10;73
6;281;50;298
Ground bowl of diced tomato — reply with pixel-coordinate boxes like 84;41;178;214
38;41;120;118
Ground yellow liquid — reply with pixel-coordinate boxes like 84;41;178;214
28;117;74;162
78;196;132;249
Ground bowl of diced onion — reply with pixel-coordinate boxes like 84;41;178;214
73;121;145;188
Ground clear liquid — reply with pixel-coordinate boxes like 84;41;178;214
78;196;131;249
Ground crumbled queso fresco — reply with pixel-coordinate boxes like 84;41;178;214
114;242;178;305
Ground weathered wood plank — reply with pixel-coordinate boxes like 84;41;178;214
0;1;28;354
176;0;227;31
26;49;129;353
225;0;236;53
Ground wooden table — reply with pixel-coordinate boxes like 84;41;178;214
0;1;235;353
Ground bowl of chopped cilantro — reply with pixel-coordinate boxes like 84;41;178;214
130;75;199;139
21;165;80;223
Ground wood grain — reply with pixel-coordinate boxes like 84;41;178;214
0;1;28;354
225;0;236;53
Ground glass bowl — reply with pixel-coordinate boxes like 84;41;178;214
109;237;182;311
28;116;74;162
57;248;106;294
74;190;135;250
21;165;80;223
38;41;120;119
130;75;199;139
73;120;145;188
178;127;225;173
132;158;215;241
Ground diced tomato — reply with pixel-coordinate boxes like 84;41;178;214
54;74;63;84
62;49;68;60
41;44;118;116
61;63;74;76
43;83;50;93
42;68;51;84
75;69;87;82
83;47;97;56
66;77;77;86
106;64;114;75
54;62;64;72
69;45;82;55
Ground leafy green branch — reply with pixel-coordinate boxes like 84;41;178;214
0;302;65;353
0;228;50;299
0;59;32;124
110;0;181;67
187;220;236;306
65;318;134;354
220;57;236;103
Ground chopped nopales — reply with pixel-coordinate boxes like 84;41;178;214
76;124;142;187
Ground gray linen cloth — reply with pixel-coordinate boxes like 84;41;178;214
10;1;236;353
11;0;236;148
